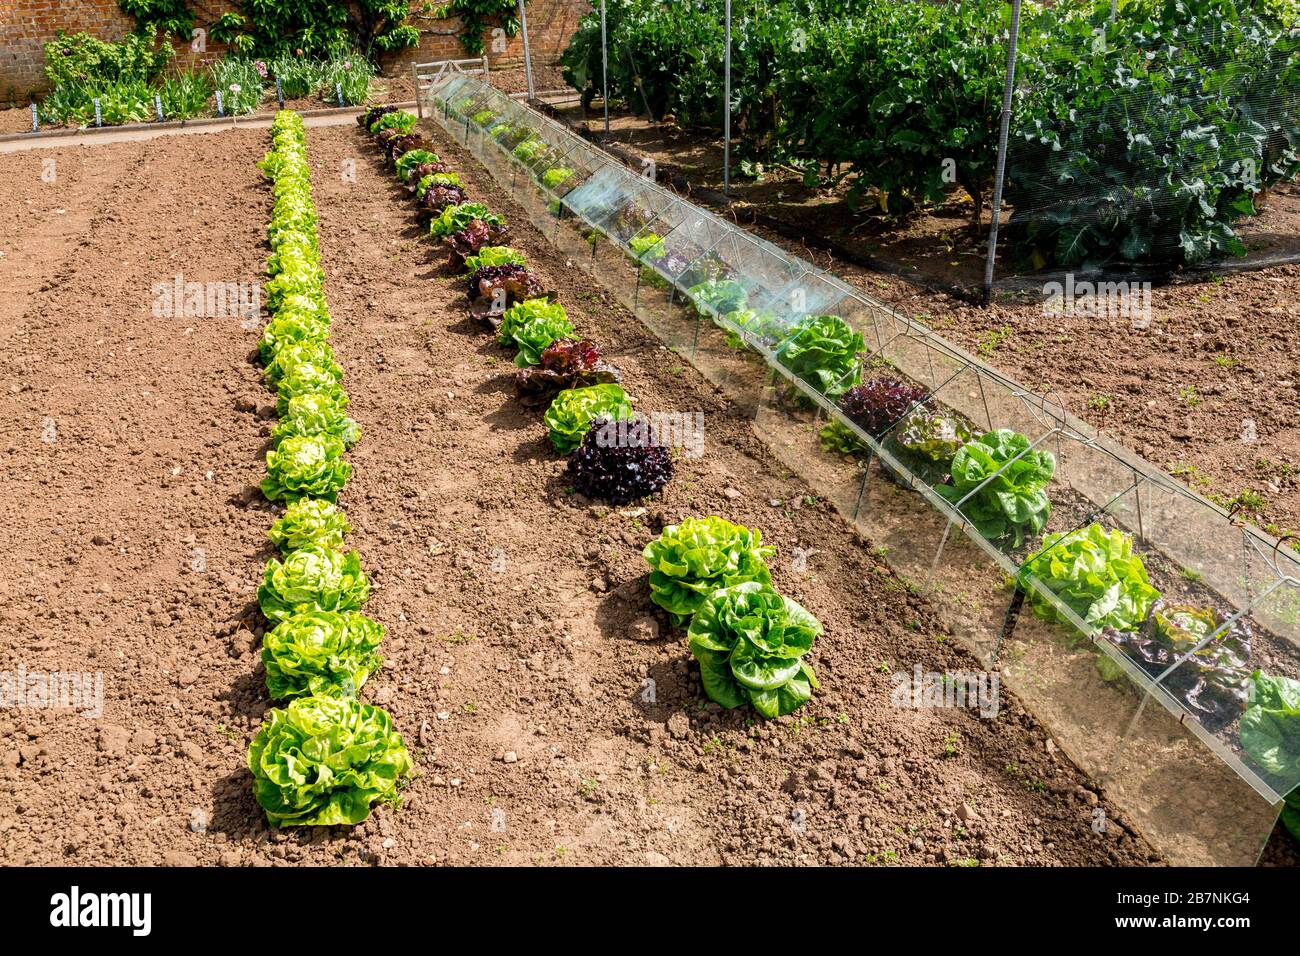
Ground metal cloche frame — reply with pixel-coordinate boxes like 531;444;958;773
424;74;1300;865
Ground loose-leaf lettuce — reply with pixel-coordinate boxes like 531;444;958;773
268;498;353;553
688;581;822;718
936;429;1056;547
642;516;775;626
258;544;370;623
463;245;526;273
262;609;385;699
271;392;361;449
498;298;575;367
1018;523;1160;633
429;201;506;239
248;694;411;826
1241;670;1300;783
543;383;633;454
1104;601;1252;732
776;314;864;398
395;148;439;181
261;434;352;503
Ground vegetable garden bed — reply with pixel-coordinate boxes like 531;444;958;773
2;103;1185;867
426;73;1300;865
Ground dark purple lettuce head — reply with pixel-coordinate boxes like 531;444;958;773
839;376;930;439
420;184;469;214
384;133;426;161
466;264;545;308
360;104;397;129
411;161;452;183
567;417;674;505
444;219;510;269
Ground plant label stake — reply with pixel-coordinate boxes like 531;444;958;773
216;90;224;117
336;82;344;107
155;94;164;122
30;103;38;133
276;77;284;108
93;98;102;128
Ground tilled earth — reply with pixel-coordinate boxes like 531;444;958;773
0;121;1160;866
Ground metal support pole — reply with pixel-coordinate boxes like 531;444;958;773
518;0;535;101
980;0;1023;307
412;62;423;118
723;0;732;200
600;0;610;134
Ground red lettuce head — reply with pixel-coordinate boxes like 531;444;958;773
567;417;674;505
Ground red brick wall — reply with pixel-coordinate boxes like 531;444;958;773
0;0;590;108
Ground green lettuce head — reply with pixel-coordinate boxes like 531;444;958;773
258;544;370;623
248;695;411;826
262;609;385;699
543;383;633;454
259;309;330;365
429;201;505;239
264;339;341;388
642;516;775;626
271;392;361;449
1240;670;1300;784
262;434;352;502
462;245;526;273
268;498;353;553
936;429;1055;547
776;314;864;398
893;406;974;462
273;361;347;415
1018;523;1159;633
498;298;575;367
688;581;822;718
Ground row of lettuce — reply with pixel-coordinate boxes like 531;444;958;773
245;111;412;829
445;92;1300;830
363;106;822;718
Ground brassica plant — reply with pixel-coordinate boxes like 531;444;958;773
937;429;1056;547
543;384;634;454
248;695;411;826
267;498;353;553
262;610;385;699
642;516;775;626
1018;523;1160;633
261;434;351;502
688;581;822;718
258;544;370;623
776;314;864;398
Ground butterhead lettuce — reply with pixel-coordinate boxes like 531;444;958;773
248;694;411;826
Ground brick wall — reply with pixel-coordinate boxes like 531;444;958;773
0;0;590;108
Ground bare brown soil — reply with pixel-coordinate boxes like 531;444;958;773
550;106;1300;543
0;119;1172;866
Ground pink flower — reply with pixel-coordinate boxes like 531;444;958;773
255;60;268;78
344;60;352;69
